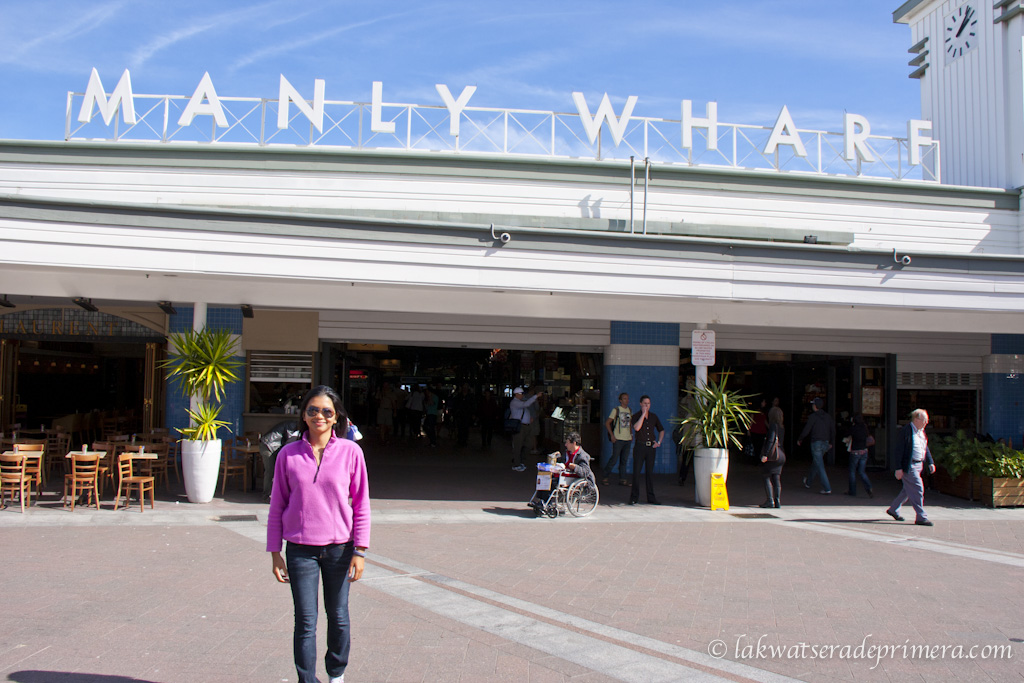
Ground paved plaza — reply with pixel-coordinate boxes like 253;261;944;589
2;441;1023;682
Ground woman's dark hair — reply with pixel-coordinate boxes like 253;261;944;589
853;414;866;425
298;385;348;437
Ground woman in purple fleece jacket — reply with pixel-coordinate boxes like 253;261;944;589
267;385;371;683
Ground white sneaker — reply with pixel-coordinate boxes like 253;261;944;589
329;676;344;683
512;464;526;472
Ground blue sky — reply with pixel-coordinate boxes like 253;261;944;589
0;1;920;141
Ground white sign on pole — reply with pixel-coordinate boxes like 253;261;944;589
691;330;716;366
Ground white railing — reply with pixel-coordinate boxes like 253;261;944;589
65;92;940;183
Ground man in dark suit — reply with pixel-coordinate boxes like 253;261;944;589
886;409;936;526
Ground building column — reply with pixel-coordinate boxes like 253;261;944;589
601;322;680;474
981;334;1024;444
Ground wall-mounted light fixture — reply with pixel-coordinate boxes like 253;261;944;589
803;235;818;244
240;304;254;319
0;295;14;308
157;301;177;315
72;297;99;312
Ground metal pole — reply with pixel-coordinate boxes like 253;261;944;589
629;156;635;234
643;157;650;236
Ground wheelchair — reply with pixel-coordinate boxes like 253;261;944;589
527;463;599;518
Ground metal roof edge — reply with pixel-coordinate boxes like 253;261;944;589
2;193;1021;268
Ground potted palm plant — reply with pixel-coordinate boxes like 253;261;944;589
161;328;243;503
676;371;757;507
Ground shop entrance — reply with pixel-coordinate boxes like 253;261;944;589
323;343;603;456
692;351;889;470
0;309;165;434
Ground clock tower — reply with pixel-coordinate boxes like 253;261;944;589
895;0;1024;189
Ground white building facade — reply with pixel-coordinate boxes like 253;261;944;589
0;0;1022;472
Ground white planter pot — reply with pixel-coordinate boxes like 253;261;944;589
181;439;222;503
693;447;729;507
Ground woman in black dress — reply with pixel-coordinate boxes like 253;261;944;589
759;409;786;508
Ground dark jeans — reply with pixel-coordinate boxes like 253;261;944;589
848;450;872;494
603;439;631;481
286;541;354;683
630;444;657;502
424;414;438;445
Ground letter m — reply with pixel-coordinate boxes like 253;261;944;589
77;68;136;125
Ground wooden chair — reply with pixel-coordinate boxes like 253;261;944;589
63;454;101;511
45;429;71;481
113;452;155;512
220;440;250;494
0;454;28;512
13;443;45;504
125;443;170;489
91;441;121;498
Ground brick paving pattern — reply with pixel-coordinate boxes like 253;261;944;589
2;438;1022;682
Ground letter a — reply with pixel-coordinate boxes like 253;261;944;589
763;105;807;157
178;72;228;127
77;68;136;125
572;92;638;146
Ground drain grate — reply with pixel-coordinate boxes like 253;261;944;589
211;514;259;523
731;513;777;519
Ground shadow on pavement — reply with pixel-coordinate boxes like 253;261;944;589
8;672;158;683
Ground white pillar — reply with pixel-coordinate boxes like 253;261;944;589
695;323;708;391
190;302;208;414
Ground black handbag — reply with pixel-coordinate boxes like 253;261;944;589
504;417;522;435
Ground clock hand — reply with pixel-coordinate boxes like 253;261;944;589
956;7;974;37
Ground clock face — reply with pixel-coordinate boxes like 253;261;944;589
945;3;978;62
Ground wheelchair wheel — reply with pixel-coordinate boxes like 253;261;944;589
566;479;599;517
545;502;559;518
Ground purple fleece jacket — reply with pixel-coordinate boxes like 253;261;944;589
266;432;371;552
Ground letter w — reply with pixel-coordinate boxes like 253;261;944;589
572;92;638;146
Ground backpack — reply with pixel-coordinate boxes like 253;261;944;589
607;408;619;441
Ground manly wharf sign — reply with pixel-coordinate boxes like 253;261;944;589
68;69;939;182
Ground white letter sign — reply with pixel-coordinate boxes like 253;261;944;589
436;84;476;136
178;72;228;127
681;100;718;151
571;92;638;146
843;113;875;162
370;81;395;134
77;68;136;126
277;75;325;133
763;105;808;158
907;119;933;166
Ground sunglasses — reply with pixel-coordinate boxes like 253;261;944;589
305;406;335;419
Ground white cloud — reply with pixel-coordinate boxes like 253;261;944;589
0;1;127;66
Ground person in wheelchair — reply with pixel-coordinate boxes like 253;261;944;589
529;431;595;514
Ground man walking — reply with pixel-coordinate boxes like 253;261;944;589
797;397;835;494
603;392;632;486
509;386;541;471
886;409;936;526
629;395;664;505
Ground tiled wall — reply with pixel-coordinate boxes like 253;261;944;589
165;307;245;442
982;334;1024;443
601;322;680;475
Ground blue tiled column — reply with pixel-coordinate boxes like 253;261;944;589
165;307;245;440
601;322;680;474
982;334;1024;443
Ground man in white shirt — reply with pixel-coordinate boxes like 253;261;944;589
886;409;936;526
509;386;541;471
603;392;632;486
